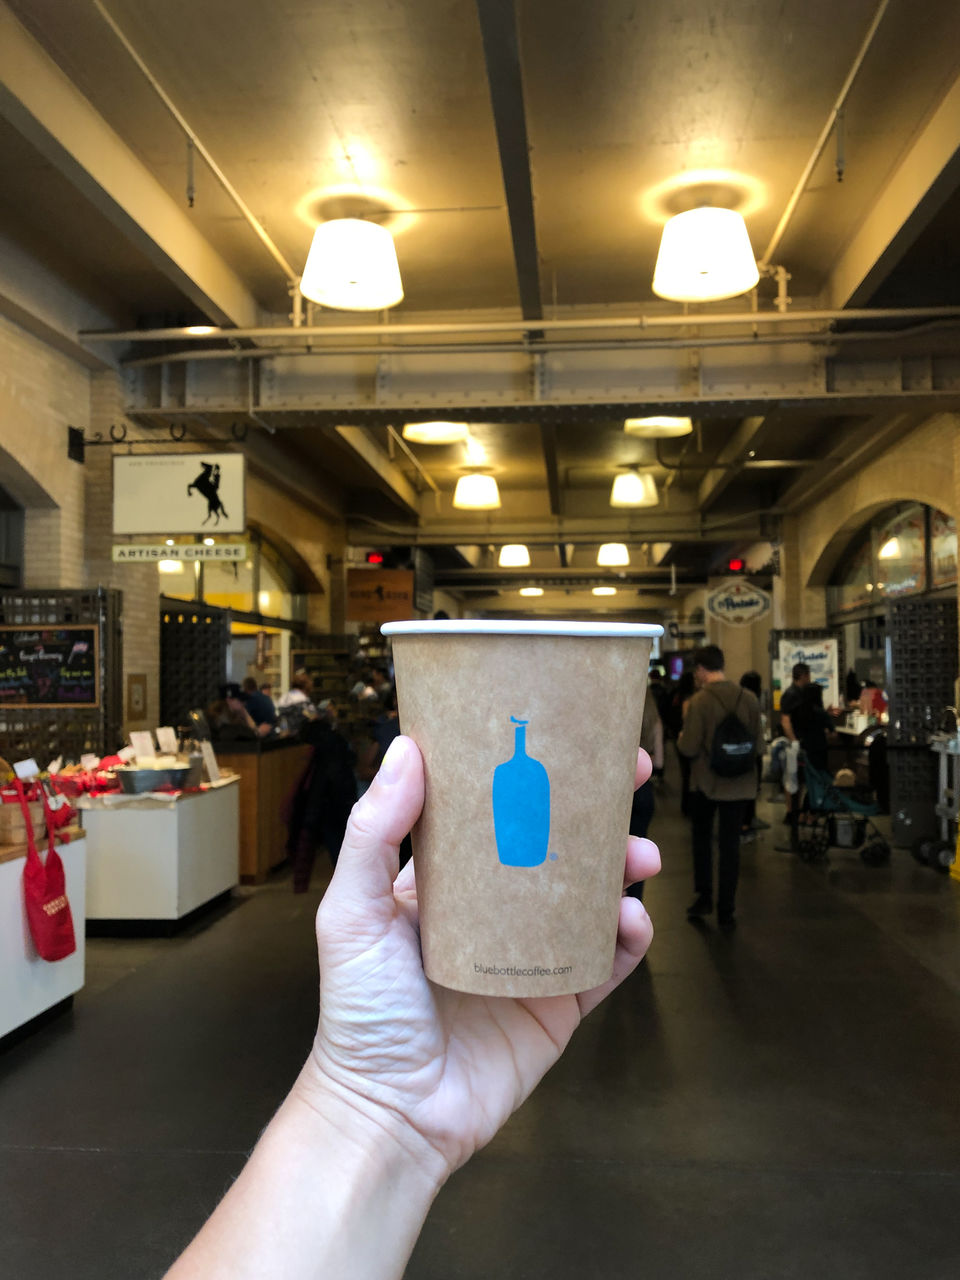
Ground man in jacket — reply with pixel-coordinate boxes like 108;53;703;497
677;644;763;931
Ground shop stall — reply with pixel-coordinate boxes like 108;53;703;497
214;739;310;882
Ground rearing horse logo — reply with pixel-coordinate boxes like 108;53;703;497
187;462;229;525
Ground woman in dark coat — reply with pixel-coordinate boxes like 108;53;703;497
285;713;357;893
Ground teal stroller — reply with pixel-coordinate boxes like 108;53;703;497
796;761;891;866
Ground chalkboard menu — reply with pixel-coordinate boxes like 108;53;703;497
0;625;100;707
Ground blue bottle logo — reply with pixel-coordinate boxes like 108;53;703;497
492;716;551;867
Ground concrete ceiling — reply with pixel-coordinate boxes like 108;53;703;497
1;0;960;614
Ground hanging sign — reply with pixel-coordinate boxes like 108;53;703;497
113;454;246;535
346;569;415;623
777;637;840;710
111;543;247;562
706;579;772;627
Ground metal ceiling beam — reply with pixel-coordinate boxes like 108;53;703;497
0;2;260;329
698;416;769;511
349;514;765;545
826;66;960;308
475;0;542;321
777;409;929;511
331;426;421;516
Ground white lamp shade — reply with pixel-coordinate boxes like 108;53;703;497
519;586;544;597
402;421;470;445
652;207;759;303
300;218;404;311
453;472;501;509
597;542;630;566
498;543;530;567
624;415;693;438
157;559;184;574
592;586;617;596
610;471;659;508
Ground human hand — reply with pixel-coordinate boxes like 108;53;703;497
298;735;659;1186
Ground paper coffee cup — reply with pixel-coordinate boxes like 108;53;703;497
381;619;662;997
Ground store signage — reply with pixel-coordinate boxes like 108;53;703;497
0;625;99;707
113;453;246;535
111;543;247;562
346;568;415;623
706;578;772;626
777;637;840;711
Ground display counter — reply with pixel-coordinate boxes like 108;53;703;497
214;738;311;882
79;779;239;920
0;832;86;1040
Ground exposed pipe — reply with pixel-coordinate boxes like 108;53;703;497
759;0;891;267
119;317;960;368
91;0;300;285
84;304;960;345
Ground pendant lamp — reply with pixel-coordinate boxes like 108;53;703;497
610;470;659;508
519;586;544;597
597;543;630;567
592;586;617;596
453;472;501;510
300;218;404;311
498;544;531;567
402;421;470;444
652;207;759;303
624;415;693;438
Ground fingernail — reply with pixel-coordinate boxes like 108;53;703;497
378;736;407;785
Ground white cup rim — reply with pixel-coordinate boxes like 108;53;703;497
381;619;663;638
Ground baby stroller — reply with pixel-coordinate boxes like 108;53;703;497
796;761;891;866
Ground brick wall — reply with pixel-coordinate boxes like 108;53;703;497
0;312;88;586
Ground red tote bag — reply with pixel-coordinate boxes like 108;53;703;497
18;778;77;962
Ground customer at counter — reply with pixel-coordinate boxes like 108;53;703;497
241;677;279;735
208;688;260;743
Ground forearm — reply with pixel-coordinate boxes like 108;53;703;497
165;1071;446;1280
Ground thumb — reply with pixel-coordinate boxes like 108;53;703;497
322;736;423;929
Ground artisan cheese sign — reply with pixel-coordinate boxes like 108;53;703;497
111;543;247;563
113;454;245;535
706;578;772;627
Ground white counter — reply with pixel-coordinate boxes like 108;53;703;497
81;779;239;921
0;837;86;1040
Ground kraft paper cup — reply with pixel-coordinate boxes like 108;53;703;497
381;619;663;997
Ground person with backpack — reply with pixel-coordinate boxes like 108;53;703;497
677;644;763;931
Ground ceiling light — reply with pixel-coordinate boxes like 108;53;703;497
597;543;630;566
299;218;404;311
184;325;219;336
610;470;659;508
158;559;184;574
623;415;693;438
652;207;759;303
464;435;488;465
165;538;175;546
258;591;271;610
878;536;901;560
592;586;617;596
499;544;530;567
453;473;501;510
202;537;215;546
519;587;544;597
402;421;470;445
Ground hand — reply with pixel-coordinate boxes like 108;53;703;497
299;735;659;1183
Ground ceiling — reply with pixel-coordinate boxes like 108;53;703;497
2;0;960;618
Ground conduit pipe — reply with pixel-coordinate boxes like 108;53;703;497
92;0;300;286
83;304;960;345
759;0;891;267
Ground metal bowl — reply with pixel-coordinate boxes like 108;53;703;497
116;766;193;794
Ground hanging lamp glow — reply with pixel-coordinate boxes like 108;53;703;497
498;544;530;567
300;218;404;311
610;470;659;508
597;543;630;566
519;586;544;597
592;586;617;596
453;472;501;510
402;421;470;444
624;415;693;438
652;207;759;302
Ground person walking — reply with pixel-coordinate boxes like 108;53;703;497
678;645;762;931
626;686;663;902
775;661;811;852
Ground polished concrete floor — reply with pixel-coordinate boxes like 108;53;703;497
2;770;960;1279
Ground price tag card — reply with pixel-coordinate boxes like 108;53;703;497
117;746;136;763
129;731;156;761
200;740;221;783
156;727;179;756
13;758;40;780
80;753;101;771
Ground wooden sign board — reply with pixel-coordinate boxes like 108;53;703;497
0;625;99;708
346;569;415;623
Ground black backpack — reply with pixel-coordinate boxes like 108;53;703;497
707;688;755;777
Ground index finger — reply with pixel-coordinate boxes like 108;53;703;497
635;747;653;791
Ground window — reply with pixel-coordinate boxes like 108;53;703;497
827;503;954;620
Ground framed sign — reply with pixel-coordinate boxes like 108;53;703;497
346;569;415;623
113;454;246;535
0;625;100;707
776;636;840;710
706;579;772;627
